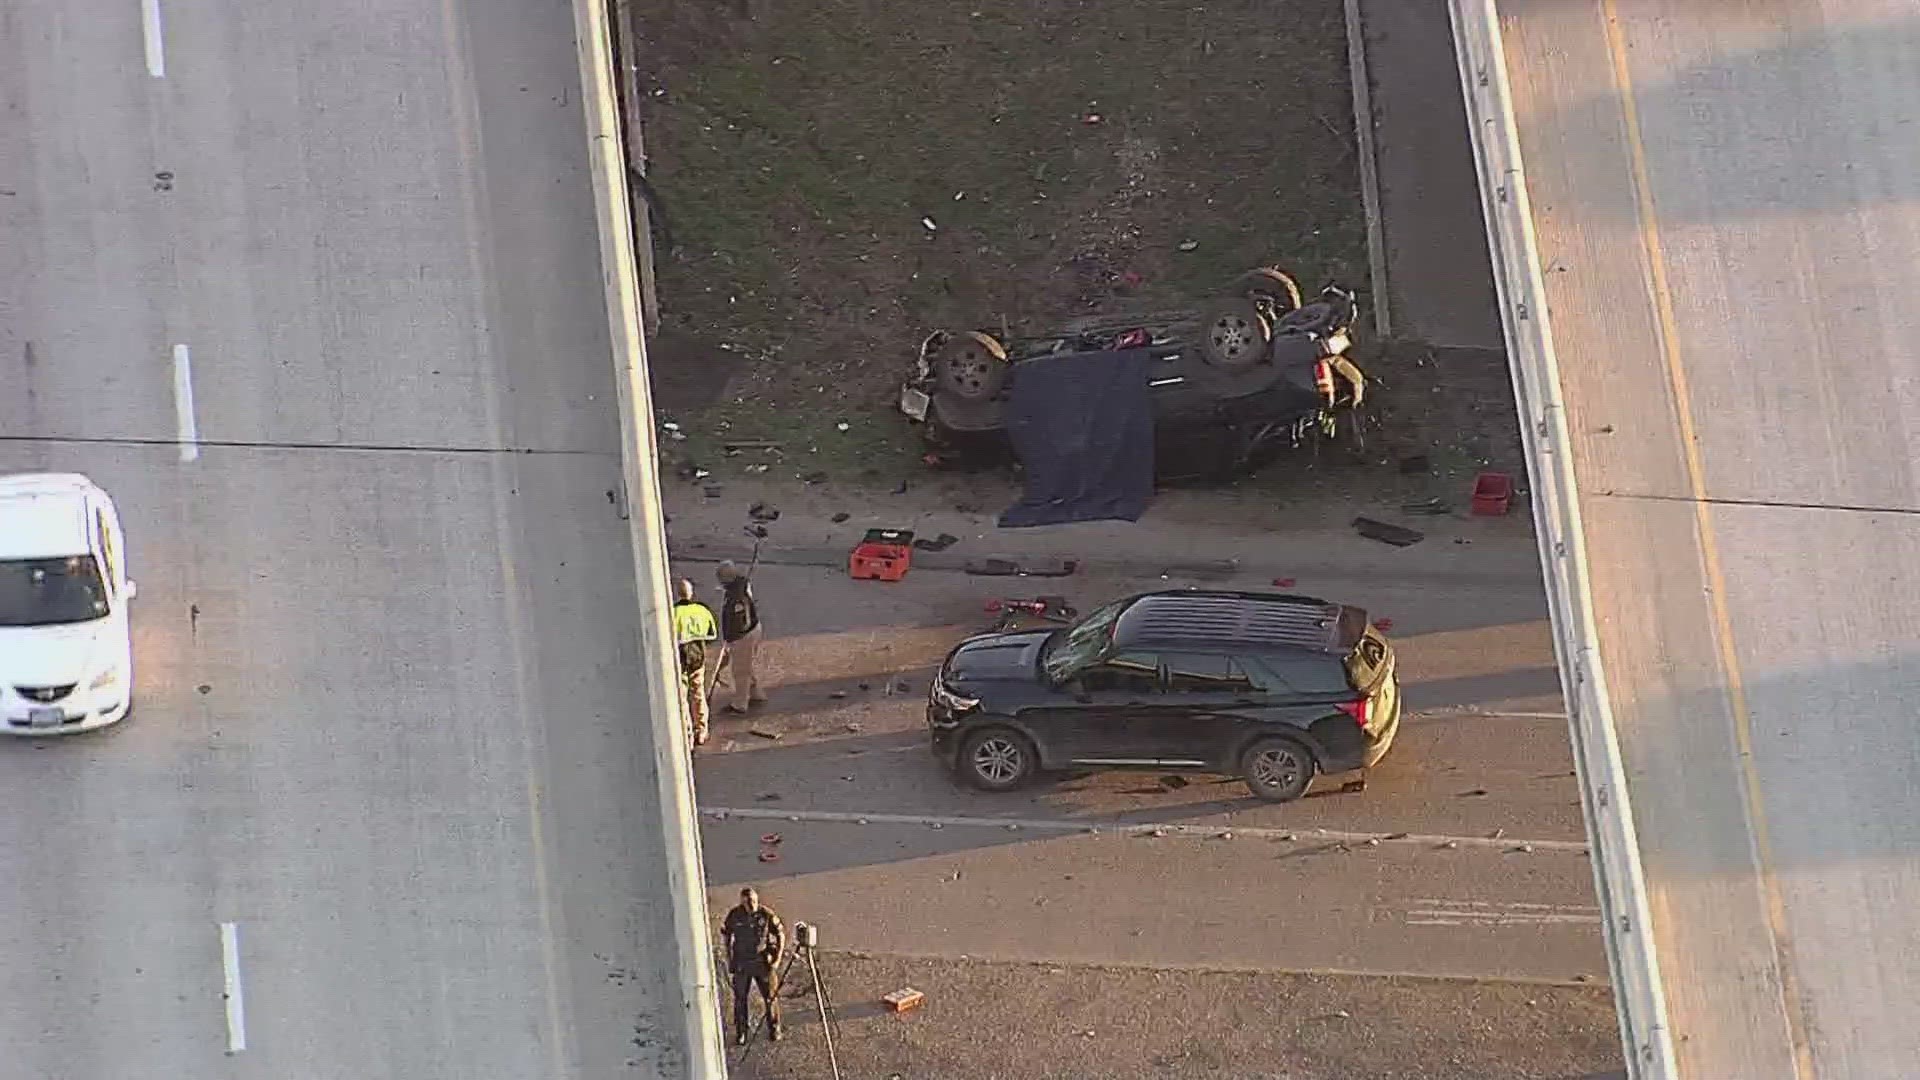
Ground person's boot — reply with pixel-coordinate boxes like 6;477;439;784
768;1023;783;1043
734;1029;749;1047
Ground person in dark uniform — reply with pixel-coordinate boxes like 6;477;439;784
720;886;785;1044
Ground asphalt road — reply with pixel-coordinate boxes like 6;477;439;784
1493;3;1920;1076
673;518;1610;993
1;2;695;1077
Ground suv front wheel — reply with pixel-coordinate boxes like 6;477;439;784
1241;737;1315;802
959;728;1037;792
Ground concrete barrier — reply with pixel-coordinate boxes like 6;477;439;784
567;0;730;1074
1444;3;1677;1077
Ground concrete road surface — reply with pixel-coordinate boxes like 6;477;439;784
682;554;1608;989
1;2;696;1077
1492;3;1920;1076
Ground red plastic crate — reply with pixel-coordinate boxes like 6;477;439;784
1471;472;1514;516
850;528;914;581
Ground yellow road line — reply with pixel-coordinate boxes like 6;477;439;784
1598;3;1817;1074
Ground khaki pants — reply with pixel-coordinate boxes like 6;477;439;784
683;665;710;744
711;624;763;712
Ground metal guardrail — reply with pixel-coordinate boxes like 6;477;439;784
568;0;730;1075
1444;3;1679;1077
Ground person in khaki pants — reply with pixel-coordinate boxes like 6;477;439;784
711;561;766;714
671;579;718;745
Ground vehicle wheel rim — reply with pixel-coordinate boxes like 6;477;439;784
1208;316;1257;362
1252;747;1303;790
972;737;1023;783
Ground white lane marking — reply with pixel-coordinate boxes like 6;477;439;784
698;805;1588;853
171;344;199;461
1406;898;1601;927
141;0;166;78
219;921;247;1053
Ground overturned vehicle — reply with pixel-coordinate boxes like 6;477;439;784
897;266;1367;482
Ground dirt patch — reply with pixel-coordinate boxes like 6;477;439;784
726;951;1623;1079
626;0;1370;482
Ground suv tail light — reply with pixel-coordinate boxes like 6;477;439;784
1336;697;1371;732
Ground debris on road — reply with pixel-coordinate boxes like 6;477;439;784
912;532;961;552
1402;496;1451;515
831;511;851;523
748;501;780;522
1471;471;1515;515
882;988;926;1013
963;556;1078;577
749;728;782;740
1352;517;1425;547
850;528;915;581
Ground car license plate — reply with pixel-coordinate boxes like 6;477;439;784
899;386;931;421
28;708;64;728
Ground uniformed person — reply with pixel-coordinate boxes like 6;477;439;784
671;579;718;746
720;886;785;1044
711;561;766;715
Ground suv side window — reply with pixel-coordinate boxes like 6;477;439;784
1163;653;1257;694
1254;654;1351;695
1079;651;1161;694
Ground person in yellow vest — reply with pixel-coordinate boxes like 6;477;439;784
671;578;719;746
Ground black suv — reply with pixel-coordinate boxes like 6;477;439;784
928;590;1400;801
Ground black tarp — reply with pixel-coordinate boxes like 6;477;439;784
998;348;1154;527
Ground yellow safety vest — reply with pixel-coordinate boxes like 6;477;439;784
673;601;718;645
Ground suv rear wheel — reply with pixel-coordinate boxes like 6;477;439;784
959;728;1036;792
1241;737;1315;802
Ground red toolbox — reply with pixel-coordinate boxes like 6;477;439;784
1471;471;1514;516
850;528;914;581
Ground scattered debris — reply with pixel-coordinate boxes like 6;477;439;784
831;511;851;523
1460;788;1489;798
830;690;849;700
1471;471;1515;516
892;479;912;495
920;216;938;232
1177;239;1199;252
1158;775;1188;790
1397;454;1430;475
1511;843;1535;854
836;421;851;432
1353;517;1425;547
757;851;780;863
755;792;782;802
197;683;212;695
800;470;828;484
703;484;724;498
882;988;926;1013
748;728;782;740
761;833;783;845
964;557;1078;577
1271;577;1296;588
912;532;960;552
844;722;862;733
722;439;780;451
748;501;780;523
1402;497;1451;515
850;528;915;581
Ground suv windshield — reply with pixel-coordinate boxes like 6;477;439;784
0;556;110;627
1040;599;1126;683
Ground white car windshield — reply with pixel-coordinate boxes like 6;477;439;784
0;556;110;626
1040;599;1126;683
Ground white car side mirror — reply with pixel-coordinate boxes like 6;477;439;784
125;580;138;599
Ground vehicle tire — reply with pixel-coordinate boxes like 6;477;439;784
933;331;1009;401
1199;299;1272;369
1240;737;1315;802
1235;267;1302;310
958;727;1037;792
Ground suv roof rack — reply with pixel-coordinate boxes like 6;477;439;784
1114;591;1365;654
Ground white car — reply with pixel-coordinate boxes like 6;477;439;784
0;474;136;734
